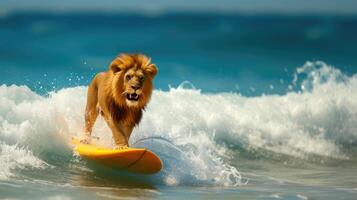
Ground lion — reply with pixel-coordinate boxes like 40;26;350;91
81;53;158;148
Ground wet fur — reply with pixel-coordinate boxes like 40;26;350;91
84;53;157;147
108;98;143;127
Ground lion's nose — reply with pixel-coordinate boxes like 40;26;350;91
131;85;141;90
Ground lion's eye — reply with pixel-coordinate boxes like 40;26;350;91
139;76;144;81
126;75;131;81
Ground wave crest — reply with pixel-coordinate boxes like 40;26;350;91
0;61;356;185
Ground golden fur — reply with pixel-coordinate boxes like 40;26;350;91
83;53;157;147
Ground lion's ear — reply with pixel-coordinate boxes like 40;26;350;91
109;61;122;73
144;64;158;77
110;55;130;73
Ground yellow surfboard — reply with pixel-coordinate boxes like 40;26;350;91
71;137;162;174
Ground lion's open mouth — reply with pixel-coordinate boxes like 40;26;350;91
126;93;139;101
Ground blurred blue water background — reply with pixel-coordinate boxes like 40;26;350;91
1;12;356;95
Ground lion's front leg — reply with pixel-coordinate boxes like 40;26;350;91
112;129;128;148
82;78;100;144
106;119;129;148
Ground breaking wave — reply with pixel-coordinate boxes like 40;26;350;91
0;61;356;186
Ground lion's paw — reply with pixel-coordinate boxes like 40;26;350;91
114;145;129;150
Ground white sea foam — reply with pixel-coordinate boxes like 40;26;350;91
136;61;357;161
0;143;48;180
0;61;356;185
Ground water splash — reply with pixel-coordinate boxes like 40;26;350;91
0;61;356;185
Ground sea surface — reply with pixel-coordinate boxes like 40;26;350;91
0;12;357;199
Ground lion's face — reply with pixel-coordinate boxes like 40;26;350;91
123;67;146;107
109;54;157;109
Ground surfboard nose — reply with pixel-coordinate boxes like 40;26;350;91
124;150;163;174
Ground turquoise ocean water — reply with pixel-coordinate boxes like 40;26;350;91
0;12;357;199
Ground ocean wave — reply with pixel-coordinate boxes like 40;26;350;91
0;61;356;185
138;61;357;161
0;143;48;180
0;84;242;185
